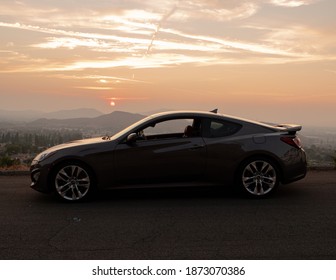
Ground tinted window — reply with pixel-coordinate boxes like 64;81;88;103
144;119;193;136
202;119;241;138
134;118;201;141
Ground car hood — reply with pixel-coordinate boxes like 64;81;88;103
45;137;109;153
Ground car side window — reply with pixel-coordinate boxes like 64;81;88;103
136;118;201;141
202;119;241;138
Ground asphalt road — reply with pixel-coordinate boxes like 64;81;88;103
0;170;335;260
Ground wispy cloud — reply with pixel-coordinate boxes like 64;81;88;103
179;1;259;21
75;86;115;90
268;0;319;7
1;18;322;73
51;74;150;84
146;2;179;54
0;0;334;74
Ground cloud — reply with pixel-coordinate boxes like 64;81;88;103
0;0;334;74
51;74;150;84
75;86;115;90
33;37;110;50
267;0;318;7
0;17;330;73
180;1;259;21
0;21;287;57
146;3;179;54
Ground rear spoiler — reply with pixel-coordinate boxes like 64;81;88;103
274;124;302;135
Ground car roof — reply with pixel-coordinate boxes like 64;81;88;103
148;110;218;118
148;110;279;131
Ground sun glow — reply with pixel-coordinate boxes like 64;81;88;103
0;0;335;127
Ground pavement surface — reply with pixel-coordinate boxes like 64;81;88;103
0;170;335;260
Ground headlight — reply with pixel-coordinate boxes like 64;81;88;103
31;170;41;183
33;151;57;163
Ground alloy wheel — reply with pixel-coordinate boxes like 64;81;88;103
55;165;91;201
241;160;277;196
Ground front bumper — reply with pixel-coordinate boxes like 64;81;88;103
30;163;52;193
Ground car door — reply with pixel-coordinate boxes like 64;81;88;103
201;118;243;182
113;118;206;185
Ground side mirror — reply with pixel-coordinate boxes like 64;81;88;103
126;133;137;144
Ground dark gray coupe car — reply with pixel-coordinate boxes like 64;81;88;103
30;110;307;201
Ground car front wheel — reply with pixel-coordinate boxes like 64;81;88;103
239;159;279;197
53;163;94;202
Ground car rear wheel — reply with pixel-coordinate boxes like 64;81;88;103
53;163;94;202
239;159;279;197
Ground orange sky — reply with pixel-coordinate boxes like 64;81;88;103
1;0;336;126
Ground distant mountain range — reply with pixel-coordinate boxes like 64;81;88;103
0;108;148;134
2;108;336;143
0;108;104;122
28;111;145;132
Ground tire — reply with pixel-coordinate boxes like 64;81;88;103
52;162;94;202
238;158;279;197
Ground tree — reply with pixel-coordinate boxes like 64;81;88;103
0;156;15;167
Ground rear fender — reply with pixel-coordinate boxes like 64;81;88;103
235;154;284;184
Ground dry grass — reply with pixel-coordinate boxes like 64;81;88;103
0;165;29;171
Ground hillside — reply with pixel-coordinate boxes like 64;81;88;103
28;111;145;133
0;108;103;122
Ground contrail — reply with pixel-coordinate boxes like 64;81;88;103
146;3;179;55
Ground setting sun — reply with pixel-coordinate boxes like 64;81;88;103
0;0;335;126
1;0;336;266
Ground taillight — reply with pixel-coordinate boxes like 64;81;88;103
281;136;302;149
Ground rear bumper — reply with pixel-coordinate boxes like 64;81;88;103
281;148;307;184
